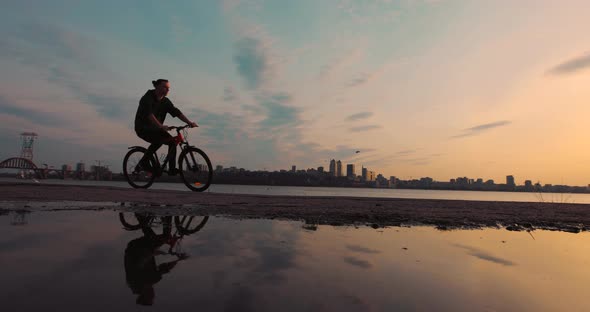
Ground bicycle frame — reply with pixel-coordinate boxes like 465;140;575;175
152;126;196;174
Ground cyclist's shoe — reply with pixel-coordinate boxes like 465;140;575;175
168;168;179;176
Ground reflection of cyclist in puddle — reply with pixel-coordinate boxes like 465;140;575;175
124;216;187;306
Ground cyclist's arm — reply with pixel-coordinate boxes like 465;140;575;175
149;114;168;130
157;260;179;274
177;113;198;127
167;100;197;127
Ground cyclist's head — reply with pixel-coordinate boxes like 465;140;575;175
152;79;170;97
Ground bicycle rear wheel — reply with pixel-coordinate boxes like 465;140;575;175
123;147;156;189
178;147;213;192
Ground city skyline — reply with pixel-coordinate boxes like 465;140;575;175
2;1;590;185
17;155;580;188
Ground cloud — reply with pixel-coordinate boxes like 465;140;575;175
451;120;511;138
319;46;365;80
396;149;417;155
453;244;516;266
222;86;238;102
343;256;372;269
222;0;263;14
346;245;380;254
349;125;381;132
187;107;281;167
346;59;404;88
3;23;136;121
233;37;274;90
547;52;590;75
348;74;370;87
13;22;99;67
0;96;66;127
170;14;193;46
336;0;442;25
346;111;373;121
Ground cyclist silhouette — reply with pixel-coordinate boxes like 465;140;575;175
124;216;187;306
134;79;198;175
121;213;209;306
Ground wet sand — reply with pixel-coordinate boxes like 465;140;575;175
1;182;589;232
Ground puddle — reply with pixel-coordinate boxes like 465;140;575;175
1;210;589;311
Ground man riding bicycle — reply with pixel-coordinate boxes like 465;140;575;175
134;79;198;175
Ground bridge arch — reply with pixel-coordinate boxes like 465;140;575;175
0;157;39;170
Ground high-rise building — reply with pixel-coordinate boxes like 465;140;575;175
346;164;356;178
329;159;336;176
317;166;324;173
367;170;375;182
336;160;342;177
362;167;375;181
215;165;223;172
506;175;515;186
291;165;296;172
76;162;85;173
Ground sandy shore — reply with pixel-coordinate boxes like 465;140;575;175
1;182;589;232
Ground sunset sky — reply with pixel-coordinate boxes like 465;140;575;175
1;0;590;185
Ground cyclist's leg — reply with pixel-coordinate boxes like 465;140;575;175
144;130;177;173
161;216;172;237
166;140;177;172
136;130;170;170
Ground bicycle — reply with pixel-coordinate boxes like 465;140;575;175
123;125;213;191
119;212;210;235
120;212;209;255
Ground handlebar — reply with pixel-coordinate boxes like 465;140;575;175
168;125;191;131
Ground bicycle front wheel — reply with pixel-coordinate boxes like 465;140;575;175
174;215;209;235
123;147;156;189
178;147;213;192
119;212;142;230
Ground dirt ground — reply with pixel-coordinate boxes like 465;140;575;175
1;182;589;232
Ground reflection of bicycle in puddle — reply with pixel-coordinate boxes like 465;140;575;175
119;213;209;306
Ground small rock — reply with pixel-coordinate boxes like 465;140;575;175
402;247;408;250
371;223;379;229
506;225;523;231
562;226;581;234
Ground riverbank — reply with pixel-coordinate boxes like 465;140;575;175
1;182;589;232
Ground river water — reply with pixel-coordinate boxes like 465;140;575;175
3;177;589;204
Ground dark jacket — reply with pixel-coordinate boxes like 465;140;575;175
134;90;182;133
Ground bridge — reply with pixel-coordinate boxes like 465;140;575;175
0;157;77;179
0;157;39;170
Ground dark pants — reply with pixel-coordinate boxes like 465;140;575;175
137;129;177;171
